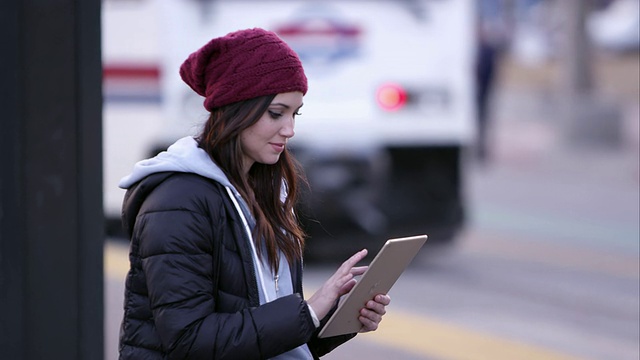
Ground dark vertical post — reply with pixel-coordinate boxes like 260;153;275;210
0;0;104;359
559;0;622;148
0;0;26;355
560;0;593;95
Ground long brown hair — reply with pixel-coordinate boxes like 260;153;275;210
197;94;307;273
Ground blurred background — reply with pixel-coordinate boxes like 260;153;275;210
103;0;639;359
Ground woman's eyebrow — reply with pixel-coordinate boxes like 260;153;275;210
270;103;304;109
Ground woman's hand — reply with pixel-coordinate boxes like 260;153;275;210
307;249;369;320
358;293;391;333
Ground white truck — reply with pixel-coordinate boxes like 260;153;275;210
102;0;477;250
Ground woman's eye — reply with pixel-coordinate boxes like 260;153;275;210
294;111;302;117
268;110;282;119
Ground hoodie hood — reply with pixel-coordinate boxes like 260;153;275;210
119;136;251;228
119;136;234;190
119;136;250;237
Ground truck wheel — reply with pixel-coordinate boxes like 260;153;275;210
382;146;465;244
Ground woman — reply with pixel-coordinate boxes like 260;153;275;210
118;28;390;359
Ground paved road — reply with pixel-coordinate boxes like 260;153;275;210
302;124;640;360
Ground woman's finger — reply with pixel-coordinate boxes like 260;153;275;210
361;307;383;322
366;300;387;316
374;294;391;306
340;249;367;272
359;319;375;332
350;266;368;276
358;313;380;332
339;278;358;295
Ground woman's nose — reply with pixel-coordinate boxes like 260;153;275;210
281;117;295;138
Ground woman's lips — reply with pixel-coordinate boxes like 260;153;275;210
270;143;285;152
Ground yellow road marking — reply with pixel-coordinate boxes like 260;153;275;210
105;241;129;281
362;311;582;360
104;243;582;360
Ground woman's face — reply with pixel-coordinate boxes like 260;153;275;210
239;91;303;174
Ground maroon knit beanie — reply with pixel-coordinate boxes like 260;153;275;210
179;28;308;111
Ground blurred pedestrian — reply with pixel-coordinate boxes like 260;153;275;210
475;0;507;163
475;30;499;162
117;28;390;359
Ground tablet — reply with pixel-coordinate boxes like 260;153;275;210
317;234;428;338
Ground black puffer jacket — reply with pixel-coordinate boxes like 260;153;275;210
118;172;354;359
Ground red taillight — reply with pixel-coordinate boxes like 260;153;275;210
376;83;407;112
